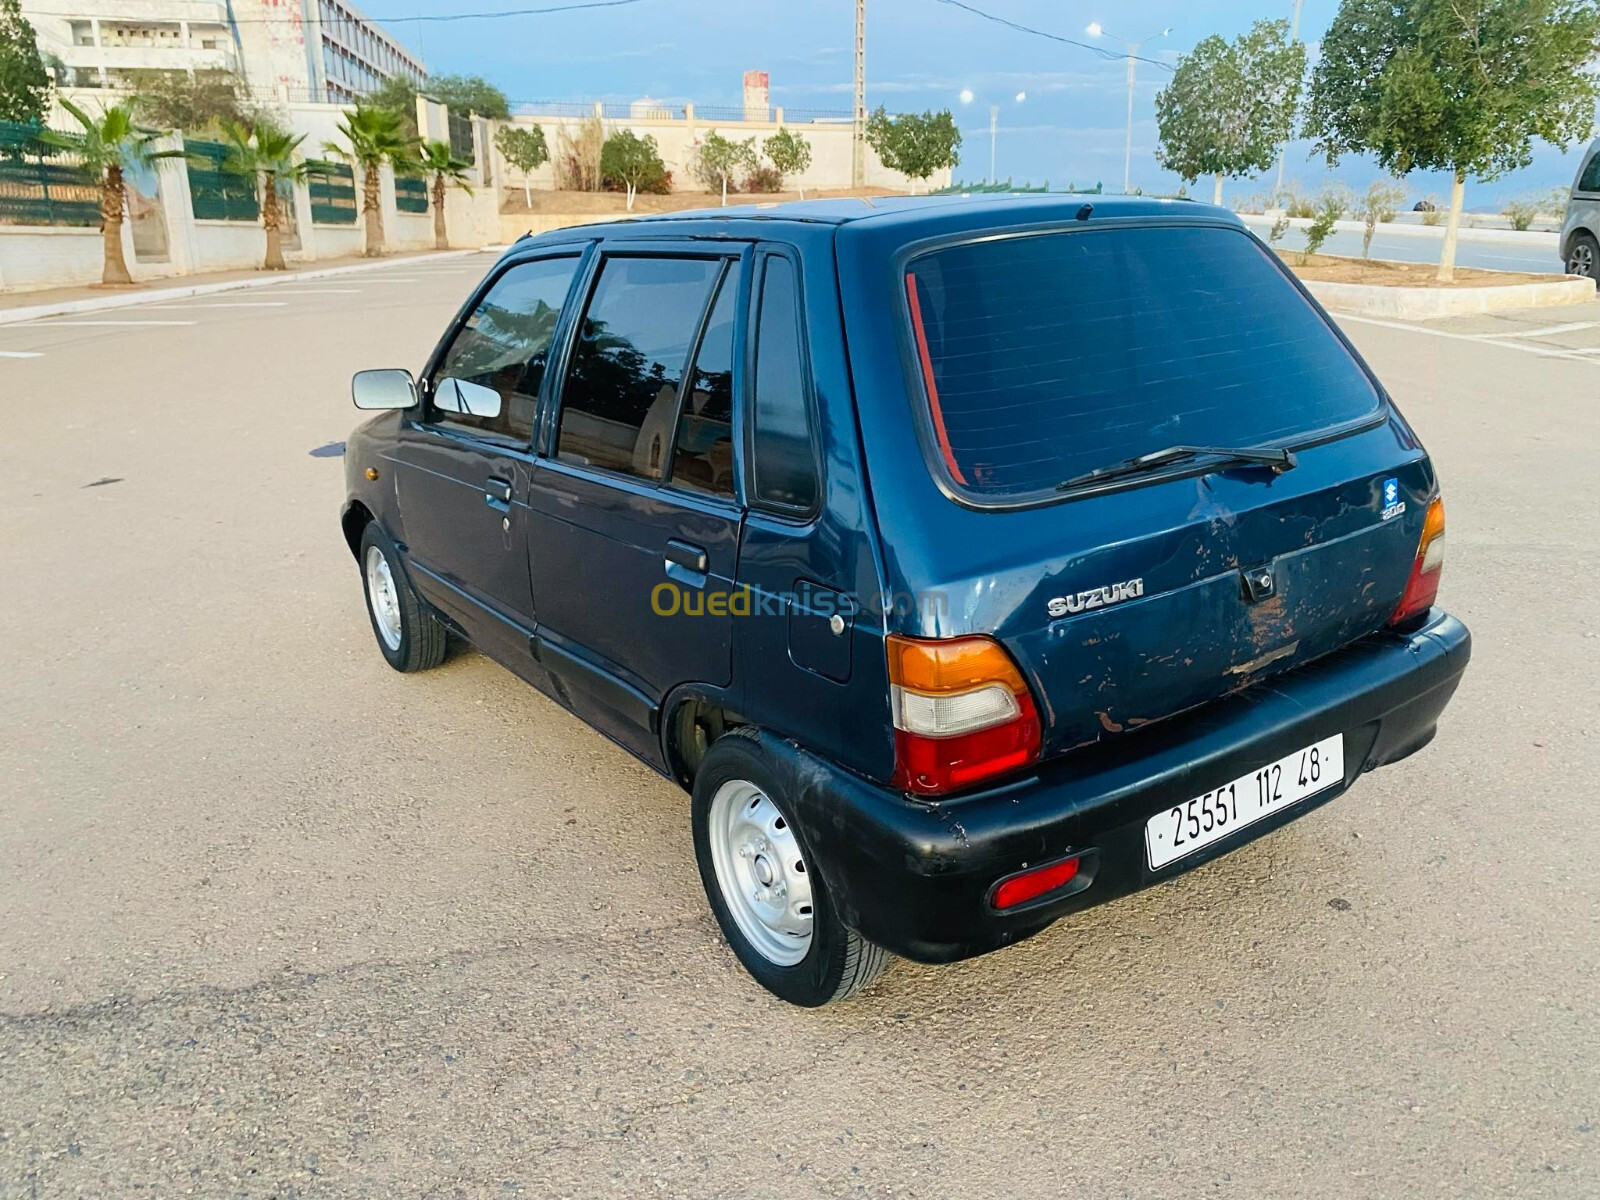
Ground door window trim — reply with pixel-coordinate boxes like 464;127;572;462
661;251;751;505
743;245;825;522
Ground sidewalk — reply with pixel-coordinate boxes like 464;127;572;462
0;248;491;326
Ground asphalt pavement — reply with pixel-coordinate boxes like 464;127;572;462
2;256;1597;1199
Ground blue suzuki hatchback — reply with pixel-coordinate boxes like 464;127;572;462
342;196;1471;1006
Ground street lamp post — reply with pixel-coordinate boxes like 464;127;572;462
1086;22;1170;195
961;89;1025;188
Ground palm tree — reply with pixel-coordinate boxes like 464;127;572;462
415;139;473;250
44;99;184;285
218;121;308;271
324;105;416;257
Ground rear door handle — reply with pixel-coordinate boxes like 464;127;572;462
485;475;512;512
664;539;709;586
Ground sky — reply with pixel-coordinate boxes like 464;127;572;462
368;0;1595;208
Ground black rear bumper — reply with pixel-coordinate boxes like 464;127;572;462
766;609;1471;964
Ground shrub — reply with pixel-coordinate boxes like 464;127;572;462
600;129;669;208
744;164;782;193
1300;188;1348;263
1268;212;1291;245
1359;180;1407;257
1418;196;1443;226
553;116;604;191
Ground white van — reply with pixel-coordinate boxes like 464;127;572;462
1561;137;1600;281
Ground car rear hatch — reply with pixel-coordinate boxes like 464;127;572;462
843;213;1436;760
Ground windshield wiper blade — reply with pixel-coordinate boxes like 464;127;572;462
1056;444;1298;491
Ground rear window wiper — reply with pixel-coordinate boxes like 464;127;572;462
1056;444;1298;491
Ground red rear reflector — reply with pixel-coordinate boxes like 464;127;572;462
992;856;1082;910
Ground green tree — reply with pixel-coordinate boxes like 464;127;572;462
693;130;756;205
1308;0;1600;281
600;129;665;211
762;127;813;197
0;0;49;123
367;74;419;135
218;120;309;270
864;106;961;193
416;139;473;249
127;68;258;134
495;124;548;207
324;105;418;257
426;74;511;120
1155;19;1305;207
42;100;185;284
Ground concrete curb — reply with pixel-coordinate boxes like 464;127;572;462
0;249;489;327
1239;212;1558;248
1304;275;1593;318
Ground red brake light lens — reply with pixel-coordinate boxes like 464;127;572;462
1390;496;1446;627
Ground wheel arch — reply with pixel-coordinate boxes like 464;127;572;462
341;499;375;560
660;684;746;789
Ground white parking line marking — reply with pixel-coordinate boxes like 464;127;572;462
350;278;420;284
0;350;43;358
1338;313;1600;367
146;301;290;310
252;288;364;295
1481;321;1597;339
30;319;199;327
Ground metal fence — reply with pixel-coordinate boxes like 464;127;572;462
0;119;101;227
509;101;852;124
447;111;475;162
186;138;259;222
394;175;428;213
308;162;357;225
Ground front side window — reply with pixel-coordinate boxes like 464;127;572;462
903;224;1382;500
556;255;725;481
749;256;819;512
1578;153;1600;194
430;255;580;442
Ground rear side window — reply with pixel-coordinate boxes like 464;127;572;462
668;266;738;498
903;225;1382;500
749;256;819;512
430;255;579;442
556;256;724;481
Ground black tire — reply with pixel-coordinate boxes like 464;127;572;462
691;728;890;1006
1565;230;1599;283
357;523;447;673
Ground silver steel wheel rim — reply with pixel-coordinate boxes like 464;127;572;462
708;779;815;967
364;545;403;651
1570;244;1595;277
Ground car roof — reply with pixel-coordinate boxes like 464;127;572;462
509;193;1233;252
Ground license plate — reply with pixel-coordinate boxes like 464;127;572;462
1145;735;1345;870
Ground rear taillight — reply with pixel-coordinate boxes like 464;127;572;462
887;634;1042;796
1390;496;1446;627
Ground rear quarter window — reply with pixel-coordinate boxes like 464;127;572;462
902;223;1382;501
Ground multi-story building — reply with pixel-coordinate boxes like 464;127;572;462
22;0;424;102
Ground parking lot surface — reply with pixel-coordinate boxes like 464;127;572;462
2;258;1597;1198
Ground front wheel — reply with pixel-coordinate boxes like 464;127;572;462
1565;231;1598;283
358;523;448;673
691;730;889;1006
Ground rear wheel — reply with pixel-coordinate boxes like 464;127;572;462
1565;231;1598;283
359;523;447;673
692;730;889;1006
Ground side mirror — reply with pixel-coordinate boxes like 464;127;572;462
434;377;503;420
352;368;418;410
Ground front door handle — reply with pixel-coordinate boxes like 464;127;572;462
485;475;512;512
664;539;709;586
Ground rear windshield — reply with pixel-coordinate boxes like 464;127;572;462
902;223;1382;499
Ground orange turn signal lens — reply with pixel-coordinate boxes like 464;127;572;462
886;634;1029;696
